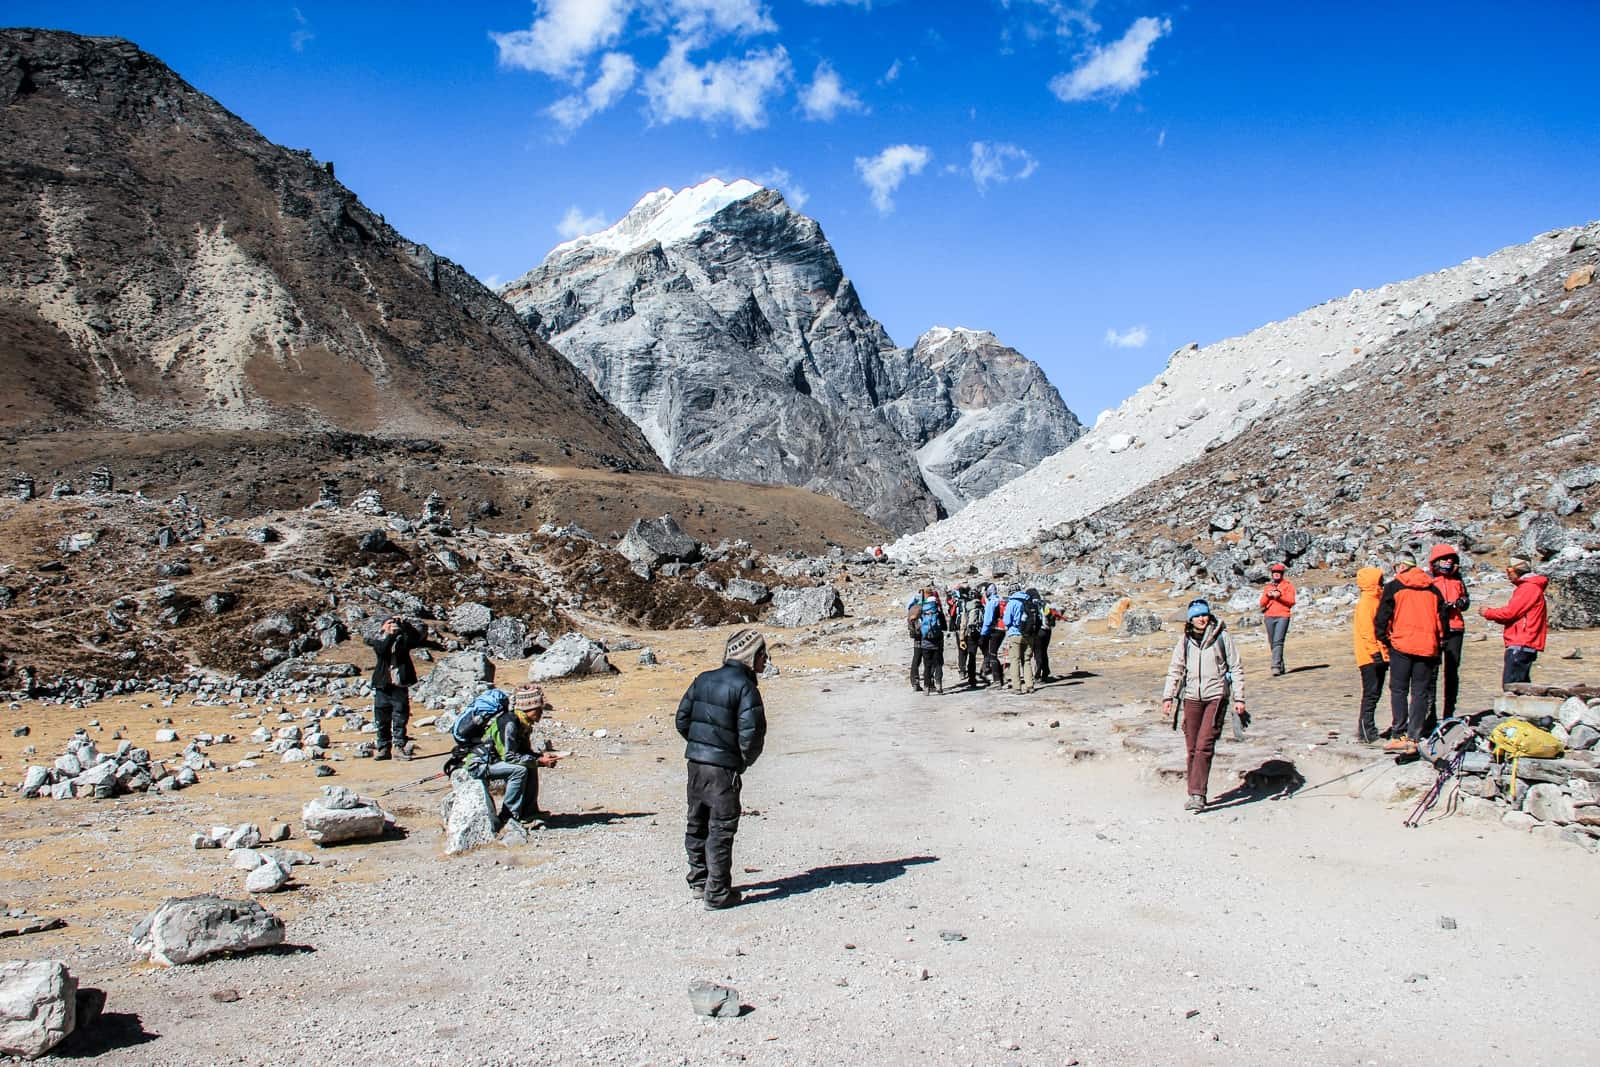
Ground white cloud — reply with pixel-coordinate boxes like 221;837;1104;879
480;273;504;290
491;0;633;80
752;167;809;210
855;144;931;214
969;141;1038;192
1105;325;1149;348
803;0;872;6
881;58;901;83
643;39;792;128
1006;0;1100;38
800;60;864;121
546;51;639;131
1156;127;1166;148
1050;16;1171;102
656;0;776;39
289;7;314;52
557;206;610;240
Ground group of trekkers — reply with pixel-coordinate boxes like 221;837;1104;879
905;584;1065;696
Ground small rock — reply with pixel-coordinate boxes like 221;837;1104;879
0;960;77;1059
244;860;290;894
938;930;966;942
688;980;740;1018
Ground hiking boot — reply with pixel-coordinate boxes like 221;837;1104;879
704;889;743;911
373;748;392;761
396;745;413;762
1383;737;1412;753
689;883;706;900
1184;794;1206;813
912;684;923;692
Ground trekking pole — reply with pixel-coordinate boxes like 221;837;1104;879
1403;752;1465;828
379;769;451;797
1272;755;1393;801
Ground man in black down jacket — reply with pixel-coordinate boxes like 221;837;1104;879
676;628;768;910
365;616;442;761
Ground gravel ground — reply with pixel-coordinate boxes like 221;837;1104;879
17;620;1600;1066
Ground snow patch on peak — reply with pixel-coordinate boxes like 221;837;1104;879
552;178;765;257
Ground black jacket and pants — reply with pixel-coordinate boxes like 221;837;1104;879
676;662;767;907
366;622;441;754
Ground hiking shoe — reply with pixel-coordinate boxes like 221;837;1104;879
912;684;923;692
373;749;392;761
704;889;743;911
1184;794;1206;813
396;746;413;762
690;883;706;900
1383;737;1412;753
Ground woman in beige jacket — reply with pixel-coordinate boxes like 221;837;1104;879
1160;599;1247;813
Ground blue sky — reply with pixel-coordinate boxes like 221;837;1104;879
10;2;1600;420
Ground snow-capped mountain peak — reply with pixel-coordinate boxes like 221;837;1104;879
552;177;766;257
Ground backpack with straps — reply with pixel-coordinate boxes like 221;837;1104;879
452;689;508;747
1019;598;1043;638
919;598;943;639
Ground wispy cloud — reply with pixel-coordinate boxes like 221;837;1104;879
855;144;931;214
643;39;793;129
752;166;809;210
289;7;314;52
491;0;633;80
546;51;639;132
1105;324;1149;348
1004;0;1100;39
650;0;777;39
557;206;610;240
881;58;902;83
1156;127;1166;148
803;0;873;6
800;60;864;121
1050;16;1171;102
969;141;1038;192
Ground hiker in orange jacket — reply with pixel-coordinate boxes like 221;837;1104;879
1352;566;1389;743
1428;544;1470;722
1373;551;1449;754
1480;557;1549;688
1260;562;1296;676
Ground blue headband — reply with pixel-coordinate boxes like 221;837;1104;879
1186;600;1212;620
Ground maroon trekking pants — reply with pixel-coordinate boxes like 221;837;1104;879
1182;697;1226;799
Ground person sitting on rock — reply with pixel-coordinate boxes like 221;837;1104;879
365;616;443;761
1480;557;1549;688
1259;563;1296;676
458;685;559;829
1161;599;1246;813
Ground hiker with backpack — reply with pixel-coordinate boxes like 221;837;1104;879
453;685;561;829
979;583;1006;688
676;629;768;910
1160;599;1247;813
1033;600;1065;683
1374;552;1450;756
365;615;444;761
1352;566;1390;743
1480;557;1549;687
1428;545;1471;721
952;586;983;689
1259;562;1296;676
1001;588;1041;694
906;584;947;694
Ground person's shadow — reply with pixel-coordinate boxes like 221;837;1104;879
543;810;654;829
1204;759;1305;811
739;855;938;904
54;991;159;1058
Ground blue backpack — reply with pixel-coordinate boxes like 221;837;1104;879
919;598;943;639
452;689;509;747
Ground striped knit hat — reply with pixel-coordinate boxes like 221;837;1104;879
724;628;767;671
513;684;545;715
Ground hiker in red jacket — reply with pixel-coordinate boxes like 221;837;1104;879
1428;544;1470;722
1480;557;1549;688
1374;551;1449;755
1259;562;1296;676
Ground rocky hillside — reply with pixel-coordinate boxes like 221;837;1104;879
900;223;1587;559
993;224;1600;629
500;179;1081;533
0;29;658;473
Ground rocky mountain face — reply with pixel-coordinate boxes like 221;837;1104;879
500;179;1081;534
0;29;659;473
900;223;1585;560
950;224;1600;631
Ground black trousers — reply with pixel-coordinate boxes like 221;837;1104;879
372;685;411;751
685;761;741;905
982;631;1006;685
1358;660;1388;741
959;630;980;685
910;642;942;690
1389;650;1438;741
1436;631;1464;718
1033;629;1053;680
1503;646;1538;688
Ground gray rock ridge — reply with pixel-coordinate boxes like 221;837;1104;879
502;180;1081;533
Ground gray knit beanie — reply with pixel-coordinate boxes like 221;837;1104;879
724;628;767;671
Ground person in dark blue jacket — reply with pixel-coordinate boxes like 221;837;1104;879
676;629;768;910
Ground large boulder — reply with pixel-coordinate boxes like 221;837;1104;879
0;960;77;1059
300;786;388;845
617;516;702;569
129;895;285;966
483;617;533;660
1122;609;1164;636
440;773;499;855
724;578;771;604
528;634;617;683
1545;556;1600;629
770;585;845;628
412;651;494;709
448;602;493;637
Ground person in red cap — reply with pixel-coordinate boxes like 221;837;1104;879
1259;562;1296;676
1480;558;1549;687
1427;544;1470;722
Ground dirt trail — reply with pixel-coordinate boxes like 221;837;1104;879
4;619;1599;1065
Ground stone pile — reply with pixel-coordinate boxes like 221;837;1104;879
300;785;389;845
16;729;197;799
